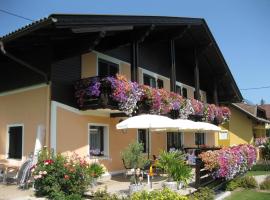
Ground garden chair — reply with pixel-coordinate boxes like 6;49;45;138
122;159;134;178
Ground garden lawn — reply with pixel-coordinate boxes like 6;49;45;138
246;171;270;176
225;189;270;200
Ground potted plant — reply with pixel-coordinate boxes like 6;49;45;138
157;150;192;190
121;142;147;194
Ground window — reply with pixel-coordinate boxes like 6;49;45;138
157;79;164;89
138;129;149;153
182;87;187;98
176;85;182;95
98;58;119;77
195;132;205;145
8;125;23;159
167;132;183;151
143;74;156;88
89;125;108;157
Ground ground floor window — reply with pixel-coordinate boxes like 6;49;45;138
195;132;206;145
8;125;23;159
137;129;149;153
167;132;183;151
89;125;109;157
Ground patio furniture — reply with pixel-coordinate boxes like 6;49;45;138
0;160;20;184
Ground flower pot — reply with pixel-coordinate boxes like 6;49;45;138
163;181;178;190
129;184;144;195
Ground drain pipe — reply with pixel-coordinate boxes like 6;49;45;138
0;40;49;84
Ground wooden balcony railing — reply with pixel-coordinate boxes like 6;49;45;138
74;76;118;110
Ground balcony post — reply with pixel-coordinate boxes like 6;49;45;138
170;39;176;92
194;49;201;100
131;41;139;82
213;81;219;105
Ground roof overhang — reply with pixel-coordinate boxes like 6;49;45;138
0;14;243;102
231;103;270;124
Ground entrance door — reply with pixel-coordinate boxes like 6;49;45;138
8;126;23;159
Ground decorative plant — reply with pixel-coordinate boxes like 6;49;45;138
157;150;192;184
131;188;188;200
121;142;147;185
32;148;104;199
88;163;105;179
75;74;231;124
199;144;257;180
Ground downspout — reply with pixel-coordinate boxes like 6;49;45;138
0;40;49;84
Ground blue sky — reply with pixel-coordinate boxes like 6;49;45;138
1;0;270;104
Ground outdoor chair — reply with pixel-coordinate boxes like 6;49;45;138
122;159;134;178
0;160;20;184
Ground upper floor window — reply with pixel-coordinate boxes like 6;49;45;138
143;73;164;89
176;85;182;95
182;87;187;98
157;78;164;89
98;58;119;77
143;74;156;88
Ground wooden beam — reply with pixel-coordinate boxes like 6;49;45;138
170;39;176;92
213;80;219;105
194;48;201;100
131;41;139;82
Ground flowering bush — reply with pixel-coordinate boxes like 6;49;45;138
75;75;231;123
32;148;104;199
255;137;269;147
199;144;257;180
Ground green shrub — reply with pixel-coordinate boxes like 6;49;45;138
251;164;270;171
131;188;188;200
189;187;214;200
226;177;241;191
91;189;123;200
226;176;258;191
260;176;270;190
33;148;104;199
157;150;192;184
121;142;147;169
88;163;105;178
239;176;258;189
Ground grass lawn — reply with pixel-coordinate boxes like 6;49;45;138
246;171;270;176
225;189;270;200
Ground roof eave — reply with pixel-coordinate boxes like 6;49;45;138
1;17;57;44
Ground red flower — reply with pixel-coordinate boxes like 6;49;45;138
64;175;69;180
44;159;54;165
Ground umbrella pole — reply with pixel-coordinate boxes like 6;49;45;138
147;129;150;159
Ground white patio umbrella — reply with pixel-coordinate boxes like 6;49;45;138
116;114;175;158
172;119;198;132
194;121;221;132
116;114;175;130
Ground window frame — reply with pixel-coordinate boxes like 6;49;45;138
141;68;168;89
137;129;151;154
88;123;110;159
194;132;206;146
97;58;119;77
166;132;184;151
6;124;24;160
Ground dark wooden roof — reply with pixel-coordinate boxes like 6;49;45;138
0;14;243;102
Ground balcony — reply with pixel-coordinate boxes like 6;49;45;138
74;76;118;111
74;75;231;124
